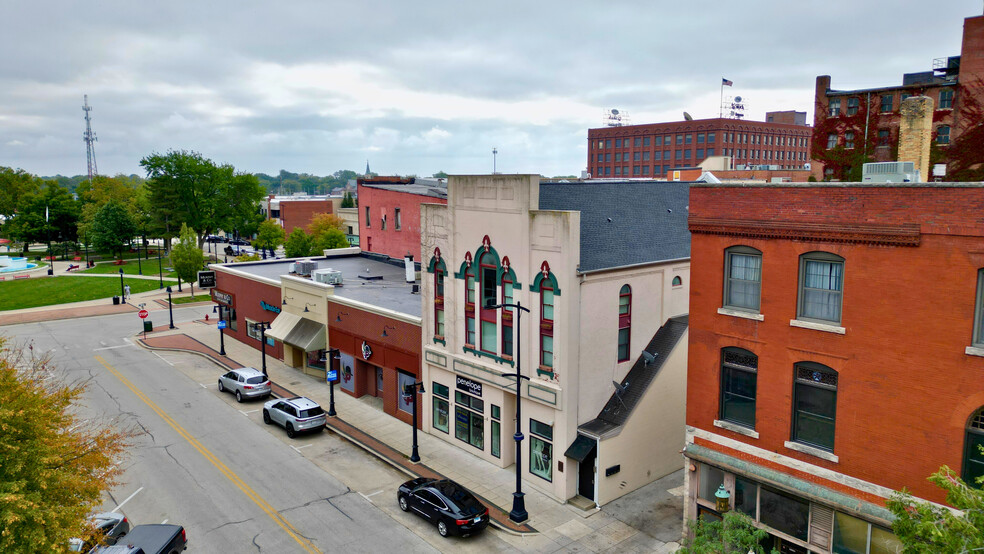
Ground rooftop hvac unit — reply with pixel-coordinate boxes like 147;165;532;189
862;161;920;183
312;268;343;285
293;261;317;276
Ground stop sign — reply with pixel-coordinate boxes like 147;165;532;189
138;309;149;319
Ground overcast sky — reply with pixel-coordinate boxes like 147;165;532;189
1;1;980;179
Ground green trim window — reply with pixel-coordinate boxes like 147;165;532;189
480;252;497;354
940;89;954;109
529;419;553;482
798;252;844;324
432;382;449;433
720;348;757;428
833;511;903;553
618;285;631;362
454;391;484;450
541;285;555;369
963;407;984;488
975;270;984;347
792;362;837;452
435;261;445;339
724;246;762;312
465;266;476;346
880;94;893;113
937;125;951;145
491;405;501;459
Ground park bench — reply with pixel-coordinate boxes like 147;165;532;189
14;274;29;280
66;264;79;271
113;259;126;265
73;256;82;261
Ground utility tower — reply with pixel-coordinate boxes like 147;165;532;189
83;94;98;183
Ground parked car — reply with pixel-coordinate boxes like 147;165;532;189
229;238;251;246
69;512;130;551
397;478;490;537
92;524;186;554
263;396;326;438
217;367;271;402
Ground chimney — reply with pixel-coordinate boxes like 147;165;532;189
898;96;934;182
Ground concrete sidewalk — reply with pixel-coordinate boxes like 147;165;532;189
2;294;684;552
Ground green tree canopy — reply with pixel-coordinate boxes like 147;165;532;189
679;510;777;554
340;191;355;208
283;228;312;258
253;220;285;257
887;465;984;552
6;180;79;253
311;227;349;254
0;337;131;551
0;167;38;224
90;201;137;259
432;171;448;178
170;223;205;297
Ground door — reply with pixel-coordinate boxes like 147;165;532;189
578;446;597;500
375;367;384;397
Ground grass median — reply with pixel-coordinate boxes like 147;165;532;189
80;261;179;279
0;276;173;311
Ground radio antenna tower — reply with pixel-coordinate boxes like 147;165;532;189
83;94;98;183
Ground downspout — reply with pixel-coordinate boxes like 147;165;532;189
863;91;871;161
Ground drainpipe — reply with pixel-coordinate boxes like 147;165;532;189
863;91;871;161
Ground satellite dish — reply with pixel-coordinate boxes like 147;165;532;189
683;112;693;121
734;96;743;102
611;108;620;115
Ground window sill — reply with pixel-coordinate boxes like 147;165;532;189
718;307;764;321
784;441;838;463
432;336;446;346
537;366;554;378
714;420;759;439
462;346;516;367
966;346;984;357
789;319;845;335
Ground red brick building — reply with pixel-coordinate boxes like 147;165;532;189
684;182;984;553
587;112;812;179
357;177;447;260
812;13;984;181
263;194;337;235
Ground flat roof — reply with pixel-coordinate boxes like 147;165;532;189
690;181;984;188
221;254;422;317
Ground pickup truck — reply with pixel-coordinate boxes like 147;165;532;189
93;524;187;554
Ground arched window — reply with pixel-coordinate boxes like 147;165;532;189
672;276;683;287
963;407;984;488
540;281;554;369
792;362;838;452
798;252;844;324
464;252;476;346
617;285;632;362
501;270;514;357
479;252;498;354
720;348;757;428
427;249;447;342
974;269;984;348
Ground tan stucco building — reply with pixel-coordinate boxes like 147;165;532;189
420;174;691;507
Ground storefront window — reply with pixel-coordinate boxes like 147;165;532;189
454;391;484;450
833;512;903;554
432;382;449;433
246;318;263;341
398;371;416;414
759;486;809;541
698;464;726;502
306;349;326;370
530;435;552;482
734;477;758;517
491;405;501;458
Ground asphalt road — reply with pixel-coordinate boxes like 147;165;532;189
3;309;441;553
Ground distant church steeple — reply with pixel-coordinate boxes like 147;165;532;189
365;160;371;177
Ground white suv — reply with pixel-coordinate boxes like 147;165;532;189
263;396;326;438
218;367;271;402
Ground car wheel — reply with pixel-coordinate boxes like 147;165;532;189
235;390;243;403
217;380;224;392
398;495;409;512
438;520;450;537
263;410;271;424
286;423;296;438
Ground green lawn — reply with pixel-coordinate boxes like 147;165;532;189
172;294;213;305
0;276;168;311
81;262;179;279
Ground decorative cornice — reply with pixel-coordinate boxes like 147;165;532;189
688;217;921;246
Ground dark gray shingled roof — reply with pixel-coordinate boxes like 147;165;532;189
537;181;691;272
578;315;689;438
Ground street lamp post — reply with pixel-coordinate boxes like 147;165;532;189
118;268;125;303
157;244;163;289
136;241;142;275
166;286;175;329
214;304;226;356
487;300;531;524
258;321;271;377
83;230;89;268
322;348;340;417
403;381;426;463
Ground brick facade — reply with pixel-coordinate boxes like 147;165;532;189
357;181;447;261
278;198;334;236
212;272;284;362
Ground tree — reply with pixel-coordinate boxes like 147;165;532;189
90;201;137;259
0;167;38;223
887;465;984;552
284;228;312;258
140;150;264;248
432;171;448;179
6;180;79;254
170;224;205;298
310;227;349;254
0;336;131;551
306;213;345;236
340;191;355;209
679;510;778;554
253;220;285;259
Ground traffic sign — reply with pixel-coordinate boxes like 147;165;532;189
138;309;149;319
217;320;227;330
326;369;338;382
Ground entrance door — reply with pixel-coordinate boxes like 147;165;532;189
375;367;384;397
578;446;597;500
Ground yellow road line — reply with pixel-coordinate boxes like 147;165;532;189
95;355;321;554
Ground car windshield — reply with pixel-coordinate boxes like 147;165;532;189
437;483;482;510
246;376;266;384
299;407;324;418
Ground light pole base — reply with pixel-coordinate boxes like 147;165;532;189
509;492;528;523
409;449;421;463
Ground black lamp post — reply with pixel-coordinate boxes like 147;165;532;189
166;286;175;329
83;230;89;268
157;245;163;289
118;268;125;302
258;321;271;377
321;348;340;417
403;381;426;463
213;304;226;355
136;241;142;275
487;300;532;524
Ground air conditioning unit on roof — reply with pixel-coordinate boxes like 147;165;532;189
312;268;343;285
862;161;920;183
293;261;317;276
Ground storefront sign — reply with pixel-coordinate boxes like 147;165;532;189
361;341;373;360
213;290;233;306
456;375;482;397
260;300;281;314
197;270;216;289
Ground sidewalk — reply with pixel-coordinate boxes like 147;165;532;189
2;293;682;552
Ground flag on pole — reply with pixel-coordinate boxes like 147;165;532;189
722;78;733;87
45;206;49;222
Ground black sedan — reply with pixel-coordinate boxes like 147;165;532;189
397;478;490;537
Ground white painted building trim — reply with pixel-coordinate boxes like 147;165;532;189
789;319;846;335
713;419;760;439
783;440;839;463
717;307;764;321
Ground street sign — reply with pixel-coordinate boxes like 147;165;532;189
326;369;338;382
217;320;227;330
197;270;217;289
138;309;149;319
